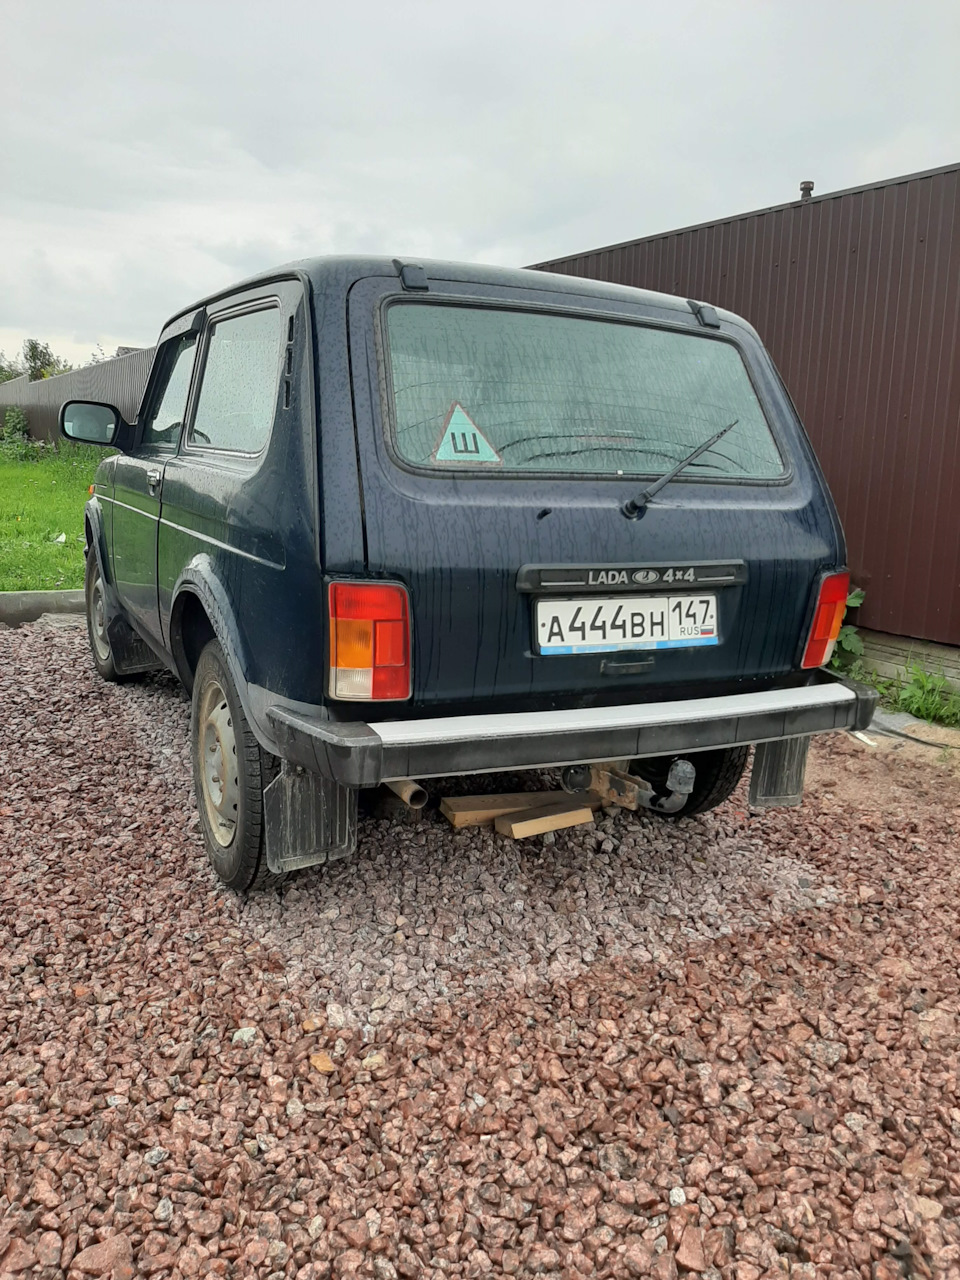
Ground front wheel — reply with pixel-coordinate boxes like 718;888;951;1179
84;551;123;682
629;746;750;818
191;639;280;891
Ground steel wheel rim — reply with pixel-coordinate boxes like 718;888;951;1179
90;568;111;663
198;678;240;848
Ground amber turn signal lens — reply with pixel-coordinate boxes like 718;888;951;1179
328;582;411;700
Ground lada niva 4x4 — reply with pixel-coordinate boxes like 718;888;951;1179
61;256;875;890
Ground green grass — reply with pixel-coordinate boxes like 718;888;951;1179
0;444;105;592
879;663;960;728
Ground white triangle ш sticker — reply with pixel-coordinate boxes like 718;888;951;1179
433;403;502;465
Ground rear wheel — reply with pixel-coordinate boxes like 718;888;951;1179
191;638;280;891
85;551;122;682
629;746;750;818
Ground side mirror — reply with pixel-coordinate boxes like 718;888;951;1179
60;401;122;445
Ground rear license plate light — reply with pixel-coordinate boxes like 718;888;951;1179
328;581;411;700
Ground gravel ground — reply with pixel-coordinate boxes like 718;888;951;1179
2;617;960;1279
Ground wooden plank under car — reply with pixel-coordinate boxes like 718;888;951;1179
440;791;600;829
493;799;596;839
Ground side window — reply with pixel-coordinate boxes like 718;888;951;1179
141;334;198;449
190;307;283;454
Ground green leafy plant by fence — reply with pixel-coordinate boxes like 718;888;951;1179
880;664;960;728
2;406;29;441
830;587;866;672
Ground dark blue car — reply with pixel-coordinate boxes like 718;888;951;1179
61;256;874;890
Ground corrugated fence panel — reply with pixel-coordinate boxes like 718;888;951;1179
530;164;960;646
0;347;156;442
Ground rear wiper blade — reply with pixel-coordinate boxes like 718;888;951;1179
621;419;739;519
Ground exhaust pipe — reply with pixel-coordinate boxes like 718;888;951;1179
384;778;428;810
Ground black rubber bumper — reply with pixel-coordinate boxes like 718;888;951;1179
265;672;877;789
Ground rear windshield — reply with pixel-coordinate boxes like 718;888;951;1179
384;302;785;479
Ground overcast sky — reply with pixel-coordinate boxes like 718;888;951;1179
2;0;958;365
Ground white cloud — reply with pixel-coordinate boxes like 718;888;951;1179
2;0;958;359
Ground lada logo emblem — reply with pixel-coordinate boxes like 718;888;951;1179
632;569;660;585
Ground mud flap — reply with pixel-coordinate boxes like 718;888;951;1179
106;615;163;675
263;763;358;874
748;736;810;809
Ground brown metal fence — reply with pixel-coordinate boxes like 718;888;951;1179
530;163;960;647
0;347;155;443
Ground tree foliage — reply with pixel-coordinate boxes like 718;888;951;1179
0;339;74;382
22;339;72;380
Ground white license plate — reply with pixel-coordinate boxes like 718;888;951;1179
536;594;719;654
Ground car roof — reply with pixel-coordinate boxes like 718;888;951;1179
160;255;739;334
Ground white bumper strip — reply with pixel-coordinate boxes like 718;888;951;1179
369;682;855;748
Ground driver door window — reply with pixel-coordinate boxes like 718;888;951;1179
141;334;198;449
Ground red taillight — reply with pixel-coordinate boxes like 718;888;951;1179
801;571;850;668
328;582;411;700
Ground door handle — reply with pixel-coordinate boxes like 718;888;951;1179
146;468;162;491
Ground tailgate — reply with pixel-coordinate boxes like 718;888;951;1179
345;274;843;715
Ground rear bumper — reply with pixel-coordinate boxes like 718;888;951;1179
265;672;877;789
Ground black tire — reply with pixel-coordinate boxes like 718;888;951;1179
191;638;280;892
629;746;750;818
84;550;123;682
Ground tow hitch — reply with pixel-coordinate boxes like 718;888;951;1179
561;759;696;814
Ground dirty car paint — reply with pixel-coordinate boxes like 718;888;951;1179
86;257;845;726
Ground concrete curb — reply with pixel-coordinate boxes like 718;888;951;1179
0;590;85;627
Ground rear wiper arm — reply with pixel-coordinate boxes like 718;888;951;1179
621;419;739;519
